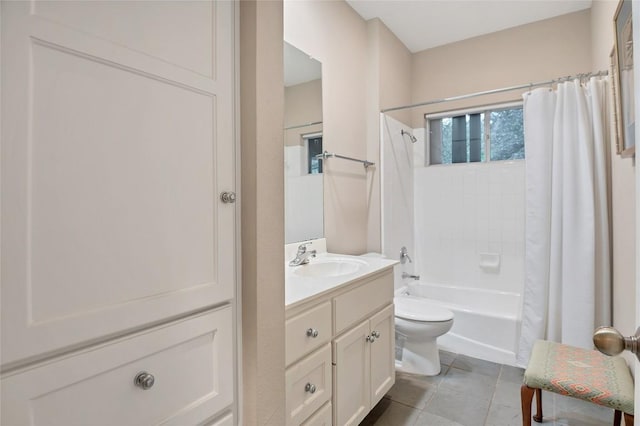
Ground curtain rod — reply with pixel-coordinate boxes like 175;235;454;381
381;70;608;113
315;150;375;169
284;121;323;131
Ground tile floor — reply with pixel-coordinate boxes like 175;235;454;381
361;351;614;426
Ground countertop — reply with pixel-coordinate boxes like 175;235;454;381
285;251;398;308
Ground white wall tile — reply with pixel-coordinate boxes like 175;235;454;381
413;161;525;294
381;115;416;289
382;117;526;296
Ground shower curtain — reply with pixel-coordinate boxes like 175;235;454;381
517;77;611;367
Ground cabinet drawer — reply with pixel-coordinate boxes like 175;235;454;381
204;411;234;426
301;402;332;426
1;307;233;426
286;344;332;426
333;271;393;335
286;301;331;365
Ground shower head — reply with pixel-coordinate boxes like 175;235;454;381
401;129;417;143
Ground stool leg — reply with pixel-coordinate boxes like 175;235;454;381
623;413;634;426
534;388;543;422
521;385;535;426
614;410;621;426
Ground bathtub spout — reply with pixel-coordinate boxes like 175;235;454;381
402;272;420;280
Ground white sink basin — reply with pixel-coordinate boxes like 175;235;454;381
293;258;367;278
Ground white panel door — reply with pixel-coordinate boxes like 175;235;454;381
1;1;236;367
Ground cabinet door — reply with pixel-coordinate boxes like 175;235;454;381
369;304;395;406
332;321;370;426
1;1;236;367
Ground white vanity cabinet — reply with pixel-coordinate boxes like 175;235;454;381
333;305;395;426
285;302;333;425
285;267;395;426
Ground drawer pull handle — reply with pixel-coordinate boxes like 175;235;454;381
306;328;319;338
372;330;381;338
134;372;155;390
366;335;376;343
305;383;317;394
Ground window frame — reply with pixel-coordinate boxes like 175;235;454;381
303;132;323;174
424;101;524;166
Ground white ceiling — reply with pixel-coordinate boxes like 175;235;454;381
346;0;592;53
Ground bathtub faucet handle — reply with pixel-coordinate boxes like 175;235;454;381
400;246;412;264
402;272;420;280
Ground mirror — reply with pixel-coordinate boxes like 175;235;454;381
284;42;323;243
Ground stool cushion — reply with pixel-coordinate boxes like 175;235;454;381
524;340;634;415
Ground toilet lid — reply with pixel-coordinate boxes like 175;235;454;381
394;296;454;322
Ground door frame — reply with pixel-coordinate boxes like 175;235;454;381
233;2;243;425
633;1;640;414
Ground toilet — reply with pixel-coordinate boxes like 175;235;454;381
394;295;454;376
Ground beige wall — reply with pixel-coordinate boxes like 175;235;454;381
284;3;412;254
374;20;413;123
591;0;637;375
284;79;322;147
366;18;412;252
285;0;370;254
410;10;592;127
240;1;285;424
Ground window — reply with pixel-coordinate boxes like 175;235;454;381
306;135;323;174
427;104;524;165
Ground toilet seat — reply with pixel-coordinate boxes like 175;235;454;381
395;296;454;322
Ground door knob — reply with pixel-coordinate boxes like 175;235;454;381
593;326;640;361
220;191;236;203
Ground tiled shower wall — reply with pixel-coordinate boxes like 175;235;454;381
414;161;525;295
381;113;525;296
381;114;415;289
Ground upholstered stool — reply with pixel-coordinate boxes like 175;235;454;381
521;340;635;426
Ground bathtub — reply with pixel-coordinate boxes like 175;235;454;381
397;282;521;366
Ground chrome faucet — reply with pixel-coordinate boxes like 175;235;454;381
402;272;420;280
400;246;412;264
289;243;317;266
